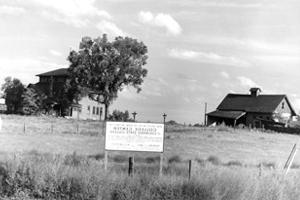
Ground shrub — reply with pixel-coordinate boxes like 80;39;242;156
145;156;160;164
168;155;182;164
113;155;128;163
207;156;221;165
225;160;243;167
64;152;85;167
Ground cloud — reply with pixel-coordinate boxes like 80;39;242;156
0;58;67;84
212;82;220;88
31;0;111;18
96;20;126;37
0;5;26;15
138;11;182;35
198;2;263;8
168;49;251;68
237;76;260;88
41;11;90;27
49;49;63;57
220;71;229;79
28;0;111;27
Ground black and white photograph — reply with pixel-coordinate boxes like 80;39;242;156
0;0;300;199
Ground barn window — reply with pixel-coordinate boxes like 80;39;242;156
96;107;99;115
282;102;285;109
92;106;95;114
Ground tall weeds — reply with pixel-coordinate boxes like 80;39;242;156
0;153;299;200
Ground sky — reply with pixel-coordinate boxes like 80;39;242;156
0;0;300;124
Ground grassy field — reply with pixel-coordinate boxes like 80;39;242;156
1;114;300;167
1;114;300;199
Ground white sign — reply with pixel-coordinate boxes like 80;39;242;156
105;122;165;152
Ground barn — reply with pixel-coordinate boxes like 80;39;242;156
206;88;297;128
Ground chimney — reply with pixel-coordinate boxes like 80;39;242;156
250;88;261;97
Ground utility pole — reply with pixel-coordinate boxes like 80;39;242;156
132;112;137;122
204;102;207;126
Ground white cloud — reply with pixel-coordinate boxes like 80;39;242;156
0;58;67;85
198;2;263;8
0;5;26;15
212;82;220;88
49;49;63;57
96;20;126;37
168;49;251;68
220;71;229;79
138;11;182;35
41;11;90;27
27;0;111;27
31;0;111;18
237;76;260;88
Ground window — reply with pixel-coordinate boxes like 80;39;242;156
100;107;103;115
96;107;99;115
282;102;285;109
87;106;90;112
92;106;95;114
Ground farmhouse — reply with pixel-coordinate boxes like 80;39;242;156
207;88;297;128
30;68;104;120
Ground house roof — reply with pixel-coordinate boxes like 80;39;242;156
36;68;69;77
217;94;296;115
207;110;246;120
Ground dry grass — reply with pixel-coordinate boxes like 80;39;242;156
1;114;300;168
1;115;300;199
0;152;300;200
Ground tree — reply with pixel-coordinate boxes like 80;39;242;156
67;34;148;120
108;110;132;121
1;77;25;113
21;87;47;115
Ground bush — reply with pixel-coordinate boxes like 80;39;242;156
108;110;133;122
168;155;182;164
225;160;243;167
207;156;221;165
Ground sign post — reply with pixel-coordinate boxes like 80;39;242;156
104;121;165;175
284;143;297;175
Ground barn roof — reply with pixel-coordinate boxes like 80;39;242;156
217;94;296;115
207;110;246;120
36;68;69;77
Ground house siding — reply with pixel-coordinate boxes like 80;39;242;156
70;96;104;120
274;98;292;120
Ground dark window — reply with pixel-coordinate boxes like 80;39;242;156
87;106;90;111
92;106;95;114
282;102;285;109
96;107;99;115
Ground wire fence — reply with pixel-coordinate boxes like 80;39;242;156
0;114;105;136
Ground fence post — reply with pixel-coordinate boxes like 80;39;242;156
51;120;54;134
188;160;192;180
128;157;134;176
104;150;108;171
258;163;262;177
23;122;26;134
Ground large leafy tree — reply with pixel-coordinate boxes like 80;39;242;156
1;77;25;113
67;34;148;119
21;87;47;115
